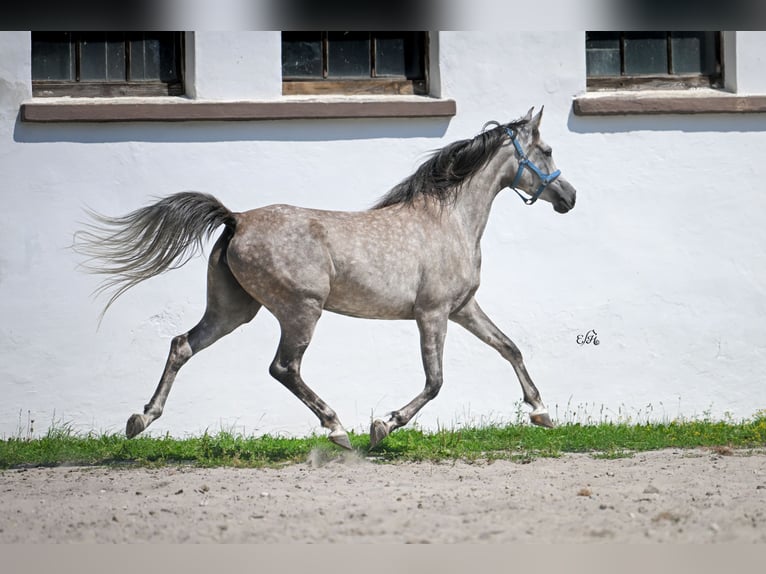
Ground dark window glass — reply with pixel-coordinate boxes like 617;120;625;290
670;32;718;75
327;32;371;77
585;32;620;76
281;31;323;77
31;31;184;97
130;33;180;81
32;32;75;80
281;31;428;95
585;31;721;89
80;32;126;81
375;32;424;78
624;32;667;75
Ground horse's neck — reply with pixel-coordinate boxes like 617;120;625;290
452;151;513;243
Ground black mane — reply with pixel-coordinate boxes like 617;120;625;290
373;118;528;209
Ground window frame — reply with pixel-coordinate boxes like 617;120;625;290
281;31;430;96
586;31;723;91
31;32;185;98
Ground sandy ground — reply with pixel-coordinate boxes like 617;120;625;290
1;447;766;543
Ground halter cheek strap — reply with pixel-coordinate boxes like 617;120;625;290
505;128;561;206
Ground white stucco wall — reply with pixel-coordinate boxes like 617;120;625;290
2;31;765;439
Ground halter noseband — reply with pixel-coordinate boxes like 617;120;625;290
505;127;561;206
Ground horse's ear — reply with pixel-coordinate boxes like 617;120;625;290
531;106;544;130
523;107;535;122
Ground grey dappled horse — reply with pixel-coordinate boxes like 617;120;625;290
76;107;576;449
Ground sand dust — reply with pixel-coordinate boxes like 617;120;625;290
2;448;765;543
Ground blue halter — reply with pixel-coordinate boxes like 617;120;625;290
505;127;561;206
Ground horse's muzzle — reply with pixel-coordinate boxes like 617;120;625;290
552;177;576;213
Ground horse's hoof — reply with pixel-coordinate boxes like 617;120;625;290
328;429;353;450
369;419;390;449
530;411;555;428
126;413;149;438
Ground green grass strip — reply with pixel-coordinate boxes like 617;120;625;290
2;414;766;469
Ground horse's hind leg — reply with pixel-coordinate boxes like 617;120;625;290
449;297;553;428
269;301;352;450
126;237;261;438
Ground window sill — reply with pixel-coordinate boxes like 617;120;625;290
573;90;766;116
20;96;457;123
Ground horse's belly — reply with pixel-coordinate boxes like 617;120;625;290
324;272;417;320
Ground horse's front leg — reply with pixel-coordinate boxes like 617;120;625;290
370;310;448;448
449;297;554;428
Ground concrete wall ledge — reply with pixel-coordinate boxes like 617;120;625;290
573;90;766;116
21;97;457;123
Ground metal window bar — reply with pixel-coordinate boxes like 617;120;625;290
322;31;328;78
370;33;377;78
125;34;132;82
620;31;625;75
74;35;81;81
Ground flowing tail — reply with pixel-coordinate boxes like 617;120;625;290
74;192;235;317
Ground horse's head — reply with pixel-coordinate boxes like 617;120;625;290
503;107;576;214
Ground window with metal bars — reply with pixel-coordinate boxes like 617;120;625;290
281;31;428;95
586;32;722;90
32;32;184;97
